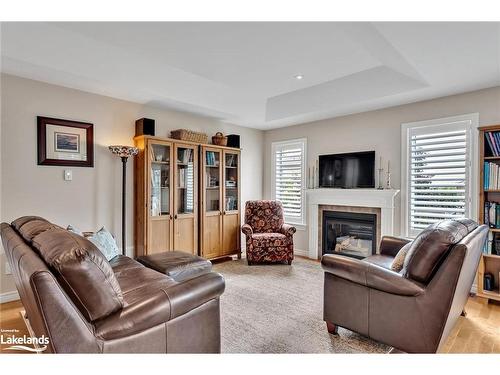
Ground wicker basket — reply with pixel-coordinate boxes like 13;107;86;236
170;129;208;144
212;132;228;146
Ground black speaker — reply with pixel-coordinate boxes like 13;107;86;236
227;134;240;148
135;118;155;136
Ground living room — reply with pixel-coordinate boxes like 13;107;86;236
1;1;500;373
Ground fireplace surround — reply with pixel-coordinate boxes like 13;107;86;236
306;188;400;260
322;210;377;259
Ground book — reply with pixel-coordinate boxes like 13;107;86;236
489;132;499;156
484;163;489;189
489;202;496;227
494;132;500;156
496;204;500;229
485;201;490;226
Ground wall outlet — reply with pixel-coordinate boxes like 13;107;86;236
5;261;12;275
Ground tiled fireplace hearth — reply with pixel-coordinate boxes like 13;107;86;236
306;189;400;259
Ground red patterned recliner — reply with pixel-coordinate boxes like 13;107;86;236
241;200;296;265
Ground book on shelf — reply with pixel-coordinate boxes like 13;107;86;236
485;131;500;157
178;148;193;164
484;162;500;190
483;230;500;256
484;201;500;228
226;154;237;167
206;151;218;166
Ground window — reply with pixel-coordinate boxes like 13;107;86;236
272;139;307;225
401;114;478;237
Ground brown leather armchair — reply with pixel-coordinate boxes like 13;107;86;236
242;200;296;265
321;219;488;353
1;216;225;353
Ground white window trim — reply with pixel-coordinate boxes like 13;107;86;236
271;138;307;226
400;113;479;238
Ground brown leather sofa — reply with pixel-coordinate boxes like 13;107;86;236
321;219;488;353
0;216;225;353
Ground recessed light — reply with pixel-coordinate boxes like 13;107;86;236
294;74;304;80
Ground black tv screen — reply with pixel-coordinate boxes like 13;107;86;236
319;151;375;188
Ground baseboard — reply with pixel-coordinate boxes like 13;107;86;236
0;290;20;303
294;248;310;258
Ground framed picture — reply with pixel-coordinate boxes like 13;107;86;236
37;116;94;167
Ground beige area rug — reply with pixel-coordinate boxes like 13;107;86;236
213;257;391;353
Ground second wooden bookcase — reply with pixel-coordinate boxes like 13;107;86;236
477;124;500;303
200;145;241;259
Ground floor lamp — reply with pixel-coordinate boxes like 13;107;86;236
109;145;139;255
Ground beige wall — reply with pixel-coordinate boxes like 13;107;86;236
264;86;500;252
0;74;264;296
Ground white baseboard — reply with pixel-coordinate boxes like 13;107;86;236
0;290;20;304
294;248;310;258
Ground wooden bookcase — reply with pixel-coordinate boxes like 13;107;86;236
200;145;241;260
134;135;199;256
477;124;500;302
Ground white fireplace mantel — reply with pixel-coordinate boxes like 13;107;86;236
306;188;400;259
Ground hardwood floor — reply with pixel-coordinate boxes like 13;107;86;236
439;296;500;353
1;296;499;353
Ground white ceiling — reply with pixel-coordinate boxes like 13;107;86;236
1;22;499;130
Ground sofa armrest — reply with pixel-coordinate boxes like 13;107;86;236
95;272;225;340
280;224;296;236
241;224;253;236
321;254;424;296
165;272;225;319
379;236;411;257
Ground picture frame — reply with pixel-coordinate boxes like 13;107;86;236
37;116;94;167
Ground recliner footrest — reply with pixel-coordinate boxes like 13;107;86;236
136;251;212;282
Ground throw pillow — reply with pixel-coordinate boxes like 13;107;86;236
67;224;83;236
390;242;412;272
88;227;120;261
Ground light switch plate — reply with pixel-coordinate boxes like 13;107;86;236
64;169;72;181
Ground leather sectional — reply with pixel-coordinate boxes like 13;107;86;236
0;216;225;353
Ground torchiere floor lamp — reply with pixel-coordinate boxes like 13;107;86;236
109;145;139;254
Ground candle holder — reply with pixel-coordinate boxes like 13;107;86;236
377;167;384;190
386;171;392;189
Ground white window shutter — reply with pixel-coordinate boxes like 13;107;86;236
408;122;471;236
272;139;306;224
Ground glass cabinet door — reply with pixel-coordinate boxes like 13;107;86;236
176;146;195;214
224;152;239;212
205;149;221;213
150;143;171;217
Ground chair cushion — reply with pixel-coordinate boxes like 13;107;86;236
402;219;478;283
251;232;287;247
14;217;60;245
137;251;212;282
31;227;124;322
112;257;177;306
11;216;49;231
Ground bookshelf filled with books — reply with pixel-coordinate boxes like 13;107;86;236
478;124;500;302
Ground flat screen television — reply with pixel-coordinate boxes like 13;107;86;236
319;151;375;188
